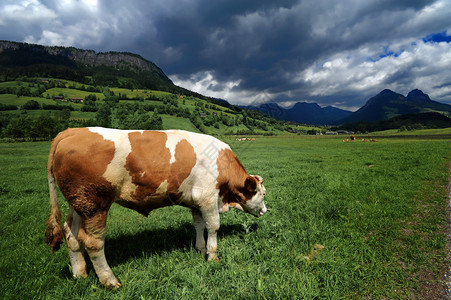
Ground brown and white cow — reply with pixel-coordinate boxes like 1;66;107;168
45;127;267;288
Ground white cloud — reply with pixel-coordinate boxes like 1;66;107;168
0;0;56;25
1;0;151;49
297;38;451;104
171;71;282;106
171;71;240;99
25;30;70;46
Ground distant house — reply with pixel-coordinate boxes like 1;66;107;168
325;131;338;135
199;113;207;118
337;130;354;135
70;98;84;103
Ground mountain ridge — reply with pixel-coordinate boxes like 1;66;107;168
0;40;168;75
339;88;451;123
244;101;352;125
247;88;451;125
0;40;177;92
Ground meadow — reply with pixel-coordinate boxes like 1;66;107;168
0;134;450;299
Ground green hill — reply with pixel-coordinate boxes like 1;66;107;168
0;41;309;140
0;77;295;140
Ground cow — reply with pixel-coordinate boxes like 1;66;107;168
45;127;267;288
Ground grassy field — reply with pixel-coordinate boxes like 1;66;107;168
0;134;450;299
161;115;200;132
369;127;451;136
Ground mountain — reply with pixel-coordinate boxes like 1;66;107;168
340;89;451;124
0;40;179;92
246;102;352;125
336;112;451;133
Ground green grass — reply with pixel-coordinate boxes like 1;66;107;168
161;115;200;132
1;134;450;299
371;127;451;136
0;94;55;106
44;88;104;100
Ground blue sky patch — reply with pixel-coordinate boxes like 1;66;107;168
367;46;404;62
423;31;451;43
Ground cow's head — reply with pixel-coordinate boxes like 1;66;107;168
239;175;267;217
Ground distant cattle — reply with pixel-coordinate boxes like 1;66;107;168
235;137;257;142
45;128;267;288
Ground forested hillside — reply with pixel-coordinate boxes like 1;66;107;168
0;77;307;140
0;41;323;140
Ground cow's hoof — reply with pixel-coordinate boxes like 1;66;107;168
72;268;88;279
101;277;121;289
111;282;122;290
207;255;220;262
73;272;88;279
195;246;207;255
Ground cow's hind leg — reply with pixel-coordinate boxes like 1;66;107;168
63;206;87;278
191;208;207;254
78;210;121;289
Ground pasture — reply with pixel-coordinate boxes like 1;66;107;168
0;134;450;299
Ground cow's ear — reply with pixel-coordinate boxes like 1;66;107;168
254;175;263;184
245;176;258;192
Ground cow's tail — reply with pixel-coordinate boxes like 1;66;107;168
45;132;65;252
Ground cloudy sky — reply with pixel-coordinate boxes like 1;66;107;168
1;0;451;110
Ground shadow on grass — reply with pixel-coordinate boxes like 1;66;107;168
103;222;257;267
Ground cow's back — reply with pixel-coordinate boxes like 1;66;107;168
50;127;232;216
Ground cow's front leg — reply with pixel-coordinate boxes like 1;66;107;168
191;208;206;254
200;207;220;261
79;211;121;289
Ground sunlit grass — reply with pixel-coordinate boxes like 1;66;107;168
0;135;449;298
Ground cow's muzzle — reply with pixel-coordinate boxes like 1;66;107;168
257;205;267;217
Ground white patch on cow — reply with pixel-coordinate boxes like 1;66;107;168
163;130;186;164
140;171;145;177
89;128;231;207
170;130;230;206
88;127;141;201
156;179;168;194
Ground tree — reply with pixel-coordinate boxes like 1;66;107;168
56;108;71;122
4;115;33;139
149;109;163;130
96;104;111;127
30;112;61;140
22;100;40;110
85;94;97;102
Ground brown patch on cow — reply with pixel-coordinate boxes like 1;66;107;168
77;210;108;251
52;128;116;218
216;148;256;205
122;131;196;215
245;176;258;192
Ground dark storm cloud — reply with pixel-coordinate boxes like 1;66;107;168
1;0;450;108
